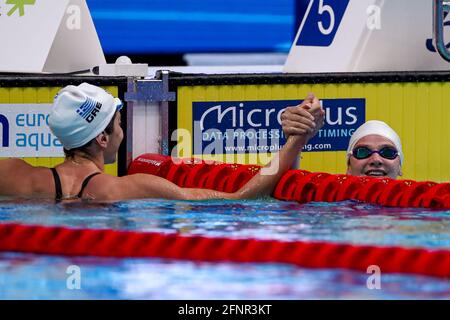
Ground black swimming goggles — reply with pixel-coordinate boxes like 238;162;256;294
352;146;399;160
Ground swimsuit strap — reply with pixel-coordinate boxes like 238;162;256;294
50;168;63;201
77;172;102;198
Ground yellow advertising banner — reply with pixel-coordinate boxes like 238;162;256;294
177;81;450;182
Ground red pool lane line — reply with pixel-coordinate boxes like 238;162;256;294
0;223;449;278
128;154;450;209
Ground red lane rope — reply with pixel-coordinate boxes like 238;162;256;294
128;154;450;209
0;223;449;278
4;154;448;278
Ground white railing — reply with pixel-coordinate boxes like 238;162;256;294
433;0;450;61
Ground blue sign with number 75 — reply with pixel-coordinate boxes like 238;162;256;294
296;0;350;47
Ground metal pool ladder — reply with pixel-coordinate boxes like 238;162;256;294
434;0;450;61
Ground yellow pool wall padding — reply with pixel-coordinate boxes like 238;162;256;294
177;82;450;182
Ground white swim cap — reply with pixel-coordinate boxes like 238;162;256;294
347;120;404;164
49;83;123;150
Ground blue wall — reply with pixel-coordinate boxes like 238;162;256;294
86;0;295;54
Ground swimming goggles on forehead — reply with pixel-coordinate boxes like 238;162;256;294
352;146;399;160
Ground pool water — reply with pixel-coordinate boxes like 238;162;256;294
0;198;449;299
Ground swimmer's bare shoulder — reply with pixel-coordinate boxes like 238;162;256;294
0;158;53;196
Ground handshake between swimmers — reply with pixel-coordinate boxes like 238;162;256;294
0;82;402;201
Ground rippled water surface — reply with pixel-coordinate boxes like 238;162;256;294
0;198;449;299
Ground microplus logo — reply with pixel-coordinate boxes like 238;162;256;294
193;99;365;155
296;0;350;47
0;114;9;147
198;103;284;131
76;98;102;123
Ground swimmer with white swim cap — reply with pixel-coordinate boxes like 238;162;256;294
282;109;403;179
0;84;325;200
346;120;403;179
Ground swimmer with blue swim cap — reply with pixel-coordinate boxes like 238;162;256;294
0;84;325;201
